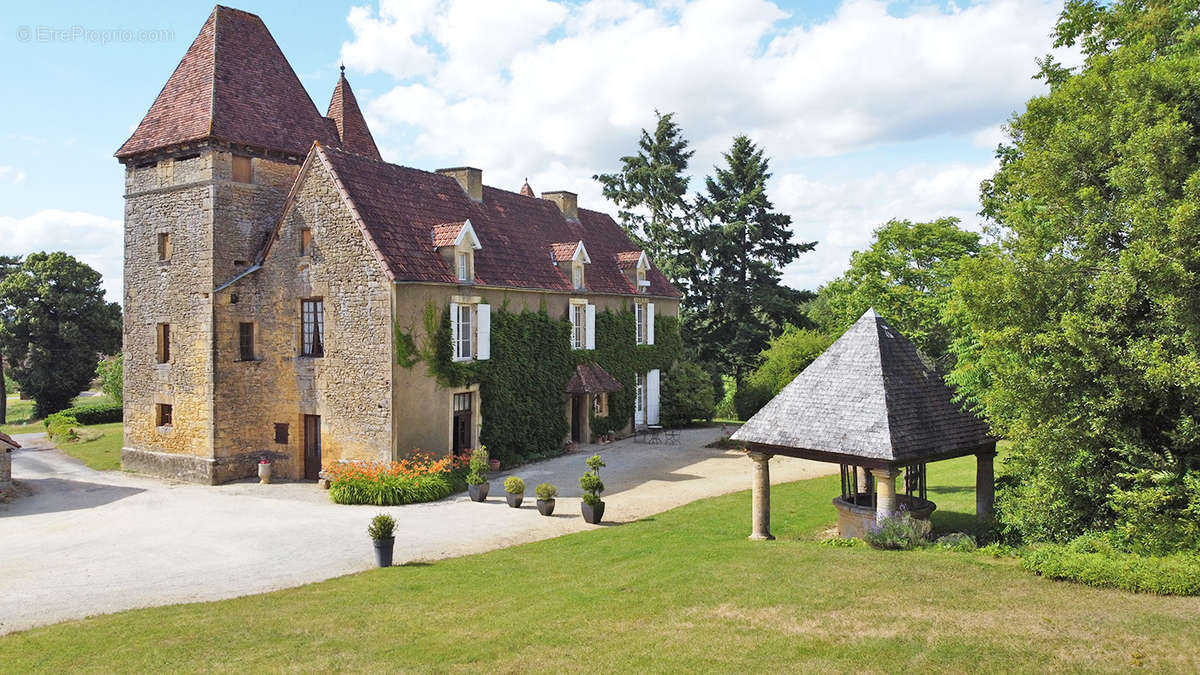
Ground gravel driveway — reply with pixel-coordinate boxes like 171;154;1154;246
0;429;832;635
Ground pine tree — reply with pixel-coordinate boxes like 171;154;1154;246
594;111;695;289
0;255;21;422
690;136;815;383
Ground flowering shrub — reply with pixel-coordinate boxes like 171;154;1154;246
328;451;472;506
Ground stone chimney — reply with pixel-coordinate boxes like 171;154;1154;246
542;190;578;220
437;167;483;202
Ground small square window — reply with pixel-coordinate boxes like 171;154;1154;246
300;228;312;256
157;403;173;427
157;232;171;261
156;323;171;363
274;423;289;444
232;154;252;183
239;322;255;361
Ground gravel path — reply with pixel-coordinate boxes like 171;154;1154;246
0;428;833;635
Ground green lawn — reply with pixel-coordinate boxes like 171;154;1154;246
3;455;1198;672
55;421;123;471
2;396;40;434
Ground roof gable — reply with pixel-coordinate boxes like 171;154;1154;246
432;220;481;249
116;6;341;159
550;241;590;264
732;309;994;464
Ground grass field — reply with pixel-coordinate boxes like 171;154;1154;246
55;421;123;471
2;396;40;434
3;453;1197;672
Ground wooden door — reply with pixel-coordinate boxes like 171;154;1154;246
571;395;584;442
303;414;321;480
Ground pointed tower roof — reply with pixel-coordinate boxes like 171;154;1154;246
115;5;341;159
732;308;994;466
520;178;535;197
326;65;382;161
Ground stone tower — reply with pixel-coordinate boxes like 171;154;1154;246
115;6;346;482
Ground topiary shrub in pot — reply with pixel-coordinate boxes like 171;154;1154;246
579;453;606;524
504;476;525;508
367;513;396;567
467;447;490;502
535;482;557;516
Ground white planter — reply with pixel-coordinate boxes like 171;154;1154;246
258;462;272;484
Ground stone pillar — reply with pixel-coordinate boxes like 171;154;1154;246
855;465;870;495
748;451;774;541
976;449;997;518
871;467;901;521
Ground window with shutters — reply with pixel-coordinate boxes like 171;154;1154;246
157;232;171;261
301;299;324;357
457;251;472;282
635;302;647;344
635;373;646;420
232;154;253;183
156;323;170;363
571;303;587;349
238;322;255;361
454;304;473;360
300;228;312;256
156;403;173;427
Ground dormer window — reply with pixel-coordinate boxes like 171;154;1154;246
618;250;651;294
432;220;482;284
551;241;590;291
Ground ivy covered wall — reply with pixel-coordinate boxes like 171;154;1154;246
397;299;681;465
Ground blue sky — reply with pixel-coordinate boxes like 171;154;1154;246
0;1;1074;301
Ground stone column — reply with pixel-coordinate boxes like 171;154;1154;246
871;467;901;521
748;451;774;541
855;465;870;495
976;449;997;518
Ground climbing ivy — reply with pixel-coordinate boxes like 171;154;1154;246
412;299;681;463
394;324;419;368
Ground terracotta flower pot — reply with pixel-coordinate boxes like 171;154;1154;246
488;459;501;472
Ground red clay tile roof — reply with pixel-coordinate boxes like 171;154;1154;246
314;145;679;297
566;364;624;394
549;241;582;262
326;68;382;161
431;222;466;248
616;250;645;268
520;179;535;197
115;6;341;159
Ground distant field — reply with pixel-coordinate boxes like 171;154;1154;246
3;453;1197;672
3;394;117;436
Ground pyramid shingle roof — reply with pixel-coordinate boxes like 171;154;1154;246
326;68;382;161
115;5;341;159
732;309;995;466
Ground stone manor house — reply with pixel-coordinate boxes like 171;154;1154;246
117;6;680;483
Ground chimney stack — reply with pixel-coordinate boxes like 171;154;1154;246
437;167;483;202
542;190;578;220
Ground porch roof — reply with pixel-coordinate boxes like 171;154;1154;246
566;364;623;394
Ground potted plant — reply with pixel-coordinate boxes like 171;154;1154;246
258;457;271;484
579;453;606;524
467;447;490;502
535;482;557;516
489;457;501;472
504;477;525;508
367;513;396;567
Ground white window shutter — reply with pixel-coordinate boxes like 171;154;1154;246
647;303;655;345
647;369;660;425
449;302;459;357
585;304;596;350
476;304;490;360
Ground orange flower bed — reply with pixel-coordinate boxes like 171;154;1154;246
325;451;471;483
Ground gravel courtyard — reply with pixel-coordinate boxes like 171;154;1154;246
0;428;833;635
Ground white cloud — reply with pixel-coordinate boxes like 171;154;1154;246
341;0;1073;288
0;210;123;302
774;160;997;290
0;166;26;183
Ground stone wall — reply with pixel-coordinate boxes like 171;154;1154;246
122;151;218;479
215;153;394;479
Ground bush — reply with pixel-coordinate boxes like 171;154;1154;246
819;537;863;548
326;453;469;506
1109;469;1200;555
466;447;489;485
535;483;557;500
580;454;605;506
734;327;833;420
660;361;715;427
45;413;79;441
1022;542;1200;596
367;513;395;540
95;354;122;404
53;403;122;426
864;513;927;550
732;380;773;421
504;476;525;494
